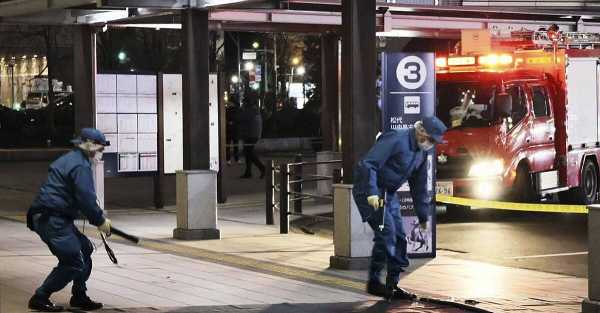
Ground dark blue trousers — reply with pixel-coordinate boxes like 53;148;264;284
33;215;93;298
353;188;409;285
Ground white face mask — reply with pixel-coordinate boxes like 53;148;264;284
414;122;435;151
418;140;434;151
93;151;104;162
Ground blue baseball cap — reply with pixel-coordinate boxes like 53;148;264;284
422;116;447;143
71;128;110;146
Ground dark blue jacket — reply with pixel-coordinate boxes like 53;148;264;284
29;149;105;227
354;128;432;223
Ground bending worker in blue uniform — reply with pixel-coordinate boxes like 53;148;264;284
353;116;447;300
26;128;112;312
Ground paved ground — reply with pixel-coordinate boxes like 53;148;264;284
0;160;590;278
0;218;376;313
93;302;472;313
0;158;590;312
0;216;478;313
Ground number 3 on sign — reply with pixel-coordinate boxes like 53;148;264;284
396;56;427;90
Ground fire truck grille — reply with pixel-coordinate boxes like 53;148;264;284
436;155;473;179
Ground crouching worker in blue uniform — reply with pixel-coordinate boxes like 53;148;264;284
353;116;447;300
26;128;112;312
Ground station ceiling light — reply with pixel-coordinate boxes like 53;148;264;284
252;41;260;49
296;66;306;75
231;75;239;84
117;51;127;62
244;61;254;71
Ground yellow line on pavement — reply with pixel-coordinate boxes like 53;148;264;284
436;194;588;214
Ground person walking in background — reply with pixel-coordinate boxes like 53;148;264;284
226;96;240;165
239;94;265;179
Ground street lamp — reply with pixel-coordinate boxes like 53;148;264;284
117;51;127;62
244;61;254;71
231;75;239;84
296;66;306;76
292;57;300;65
252;41;260;49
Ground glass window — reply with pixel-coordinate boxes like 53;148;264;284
437;82;497;129
508;85;526;125
531;86;550;117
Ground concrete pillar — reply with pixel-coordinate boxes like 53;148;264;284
174;9;219;240
329;184;372;269
72;25;95;130
341;0;377;183
583;205;600;312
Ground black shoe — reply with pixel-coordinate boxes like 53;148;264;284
392;287;418;301
28;295;64;312
240;174;252;179
70;294;103;311
385;275;395;300
366;280;386;297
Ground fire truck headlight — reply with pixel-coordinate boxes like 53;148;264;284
468;159;504;177
474;181;498;199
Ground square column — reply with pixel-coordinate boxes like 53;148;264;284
341;0;377;183
174;9;219;240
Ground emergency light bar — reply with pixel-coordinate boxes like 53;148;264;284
478;54;513;66
436;54;513;69
448;56;476;66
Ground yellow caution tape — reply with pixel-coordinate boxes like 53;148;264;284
436;194;588;214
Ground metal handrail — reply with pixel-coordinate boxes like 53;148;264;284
265;154;343;234
287;160;343;167
288;176;332;184
288;191;334;201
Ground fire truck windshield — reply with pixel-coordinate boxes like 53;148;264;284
437;81;498;129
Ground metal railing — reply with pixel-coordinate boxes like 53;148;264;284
265;154;342;234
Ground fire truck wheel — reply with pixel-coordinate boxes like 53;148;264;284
559;159;598;204
511;165;538;203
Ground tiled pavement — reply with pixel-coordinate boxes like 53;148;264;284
94;301;472;313
103;207;587;313
0;204;587;313
0;218;472;313
0;219;358;312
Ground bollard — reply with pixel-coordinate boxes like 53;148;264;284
333;168;342;184
279;163;289;234
583;205;600;312
293;154;303;214
265;160;274;225
173;170;220;240
329;183;371;270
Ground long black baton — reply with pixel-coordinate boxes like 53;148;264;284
110;226;140;244
100;226;140;265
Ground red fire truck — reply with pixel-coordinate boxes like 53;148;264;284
435;30;600;205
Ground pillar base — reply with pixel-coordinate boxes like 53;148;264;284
583;298;600;313
173;228;220;240
329;255;370;270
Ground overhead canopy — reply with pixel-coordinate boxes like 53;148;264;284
2;0;600;38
